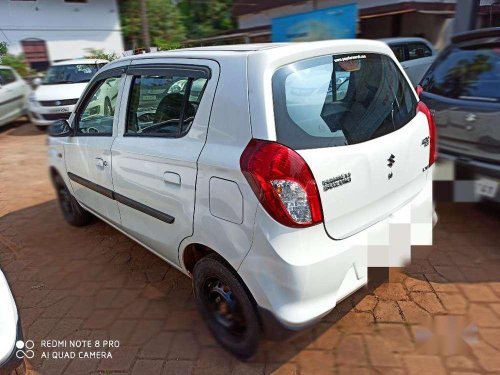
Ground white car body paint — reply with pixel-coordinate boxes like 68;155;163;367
0;269;19;366
0;65;30;128
48;40;434;330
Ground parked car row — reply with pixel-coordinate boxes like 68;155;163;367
0;59;109;130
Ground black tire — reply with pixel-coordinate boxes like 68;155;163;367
193;254;260;360
36;125;46;132
53;174;93;227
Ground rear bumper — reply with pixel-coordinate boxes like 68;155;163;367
438;150;500;202
239;178;433;330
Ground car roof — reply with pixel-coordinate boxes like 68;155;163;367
379;37;432;45
106;39;391;67
51;59;108;66
0;65;14;70
451;27;500;44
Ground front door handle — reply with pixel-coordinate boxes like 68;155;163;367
163;171;181;185
95;157;107;168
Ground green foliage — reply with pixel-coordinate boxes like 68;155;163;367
0;53;34;78
119;0;235;49
0;42;7;57
120;0;186;49
84;48;119;61
178;0;235;40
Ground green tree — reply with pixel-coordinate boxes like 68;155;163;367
0;42;7;57
84;48;119;61
120;0;186;50
178;0;235;40
0;43;34;78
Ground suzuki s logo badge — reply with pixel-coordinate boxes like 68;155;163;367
422;136;430;147
465;113;477;123
388;171;393;180
55;100;61;106
387;154;395;168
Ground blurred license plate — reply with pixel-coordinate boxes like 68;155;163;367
142;95;156;101
50;107;70;113
476;178;498;198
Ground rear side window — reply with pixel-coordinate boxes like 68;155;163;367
422;45;500;102
273;53;417;150
0;69;16;84
407;43;432;60
126;75;207;137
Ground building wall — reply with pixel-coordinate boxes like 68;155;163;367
237;0;458;30
0;0;124;62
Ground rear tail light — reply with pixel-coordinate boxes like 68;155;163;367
417;100;437;166
240;139;323;228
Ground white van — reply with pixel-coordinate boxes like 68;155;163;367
48;41;435;358
28;59;108;130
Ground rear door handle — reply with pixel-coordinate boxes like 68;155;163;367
95;157;107;168
163;171;181;185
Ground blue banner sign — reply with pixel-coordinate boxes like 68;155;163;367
272;3;357;42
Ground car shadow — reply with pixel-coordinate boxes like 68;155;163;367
0;199;499;372
0;117;43;136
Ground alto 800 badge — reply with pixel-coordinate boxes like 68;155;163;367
322;173;351;192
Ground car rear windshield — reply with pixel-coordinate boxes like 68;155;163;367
272;53;417;150
421;44;500;102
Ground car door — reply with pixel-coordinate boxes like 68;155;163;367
111;59;219;266
400;42;435;85
64;67;126;225
0;68;25;124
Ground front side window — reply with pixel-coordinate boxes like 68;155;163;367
0;69;16;84
422;45;500;102
407;43;432;60
43;64;100;85
125;75;207;137
77;76;122;135
273;53;418;150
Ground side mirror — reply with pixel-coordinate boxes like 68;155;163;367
32;77;42;87
48;119;72;137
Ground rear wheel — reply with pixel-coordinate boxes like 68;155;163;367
193;254;260;360
53;174;93;226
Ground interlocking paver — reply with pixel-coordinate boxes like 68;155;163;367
1;122;500;374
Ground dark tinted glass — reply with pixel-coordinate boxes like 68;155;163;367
0;69;16;84
422;45;500;102
126;75;207;137
273;53;418;150
407;43;432;60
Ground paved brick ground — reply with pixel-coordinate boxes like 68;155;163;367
1;121;500;375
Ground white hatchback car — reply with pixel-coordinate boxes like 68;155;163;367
48;41;435;358
0;65;30;128
28;59;108;130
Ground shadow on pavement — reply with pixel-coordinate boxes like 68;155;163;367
0;198;499;373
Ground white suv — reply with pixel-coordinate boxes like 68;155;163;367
48;41;435;359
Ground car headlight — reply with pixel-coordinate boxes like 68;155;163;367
28;94;37;105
